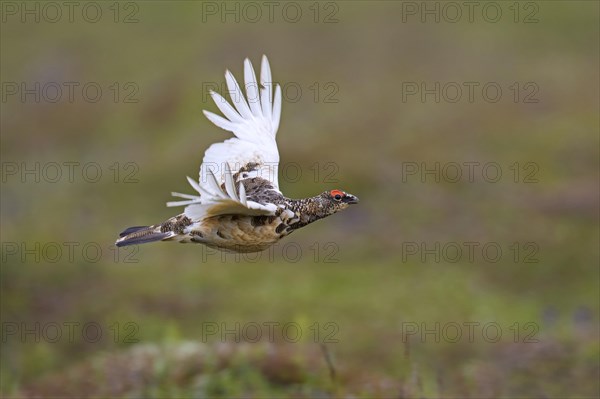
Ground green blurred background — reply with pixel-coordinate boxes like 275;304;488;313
1;1;598;397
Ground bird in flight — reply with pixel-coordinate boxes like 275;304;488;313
116;56;358;253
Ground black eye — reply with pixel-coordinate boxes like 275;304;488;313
334;194;342;200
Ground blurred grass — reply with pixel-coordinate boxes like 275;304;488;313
1;1;599;397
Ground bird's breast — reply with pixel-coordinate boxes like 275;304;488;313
193;211;295;253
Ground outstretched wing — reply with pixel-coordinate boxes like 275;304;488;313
203;55;282;189
167;56;283;221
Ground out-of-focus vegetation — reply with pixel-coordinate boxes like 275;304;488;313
1;1;598;398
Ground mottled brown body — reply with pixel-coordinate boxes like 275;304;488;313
117;175;358;252
186;214;292;252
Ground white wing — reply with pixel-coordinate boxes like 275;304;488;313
166;56;282;220
202;55;282;190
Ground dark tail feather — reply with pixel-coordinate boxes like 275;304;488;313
115;225;172;247
119;226;151;237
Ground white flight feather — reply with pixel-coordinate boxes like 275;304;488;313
167;56;282;221
223;162;239;202
238;182;247;205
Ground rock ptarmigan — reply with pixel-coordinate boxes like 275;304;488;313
116;56;358;253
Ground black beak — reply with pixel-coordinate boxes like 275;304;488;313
343;194;359;204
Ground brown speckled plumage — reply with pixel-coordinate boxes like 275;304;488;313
117;176;358;252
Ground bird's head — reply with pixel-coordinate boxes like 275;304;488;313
320;189;359;214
